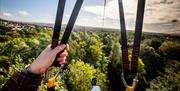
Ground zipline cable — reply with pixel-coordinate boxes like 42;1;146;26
118;0;129;73
102;0;106;28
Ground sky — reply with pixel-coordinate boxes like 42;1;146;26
0;0;180;34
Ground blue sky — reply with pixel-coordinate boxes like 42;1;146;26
0;0;106;26
0;0;180;33
0;0;80;23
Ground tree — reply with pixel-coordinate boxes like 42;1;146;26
159;41;180;60
65;60;108;91
147;60;180;91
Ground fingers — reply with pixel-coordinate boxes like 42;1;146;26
59;50;68;57
50;44;69;65
66;44;69;51
57;50;68;64
57;57;66;64
53;44;66;54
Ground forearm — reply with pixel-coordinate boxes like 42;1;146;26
1;70;43;91
1;44;68;91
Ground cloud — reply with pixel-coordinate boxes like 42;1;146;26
83;6;104;17
145;0;180;24
3;12;12;17
19;11;29;16
65;14;70;17
147;0;175;5
82;0;138;29
83;0;180;24
81;0;180;33
83;0;137;20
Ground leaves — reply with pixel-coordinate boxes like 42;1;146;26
0;24;180;91
147;60;180;91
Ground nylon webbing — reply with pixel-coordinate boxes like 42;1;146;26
118;0;129;72
131;0;146;74
118;0;146;74
51;0;83;66
48;0;84;90
60;0;84;44
51;0;66;49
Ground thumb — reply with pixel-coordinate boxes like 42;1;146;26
53;44;66;54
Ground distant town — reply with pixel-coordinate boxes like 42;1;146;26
0;18;118;33
0;18;52;31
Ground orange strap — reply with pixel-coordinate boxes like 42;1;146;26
125;86;134;91
48;77;55;88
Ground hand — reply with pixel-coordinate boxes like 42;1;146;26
29;44;69;74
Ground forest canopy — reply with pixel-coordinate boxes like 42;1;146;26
0;21;180;91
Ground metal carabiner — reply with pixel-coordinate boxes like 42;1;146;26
121;72;139;91
121;72;128;87
45;66;63;91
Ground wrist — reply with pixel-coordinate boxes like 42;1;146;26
21;66;44;78
30;64;47;74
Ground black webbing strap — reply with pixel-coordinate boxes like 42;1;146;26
60;0;84;44
48;0;84;90
51;0;66;49
118;0;146;74
47;87;55;91
131;0;146;74
118;0;129;73
51;0;84;67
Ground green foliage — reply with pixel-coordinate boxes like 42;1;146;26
159;41;180;60
99;32;118;56
108;43;122;90
0;25;12;35
65;60;107;91
110;43;146;74
39;67;68;91
147;60;180;91
110;43;121;73
141;41;163;79
0;56;10;69
140;38;180;90
128;53;146;75
0;24;180;91
141;38;163;50
67;31;109;73
0;55;26;88
0;26;52;89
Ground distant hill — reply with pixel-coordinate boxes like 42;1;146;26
1;18;180;37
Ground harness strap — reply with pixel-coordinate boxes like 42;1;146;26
47;0;84;90
118;0;129;72
60;0;84;44
51;0;84;67
131;0;146;74
121;72;139;91
118;0;146;73
51;0;66;49
118;0;146;89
